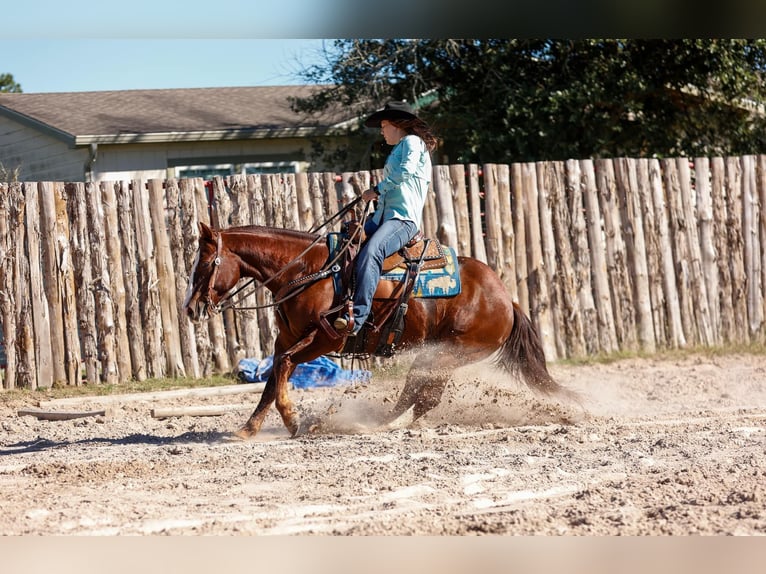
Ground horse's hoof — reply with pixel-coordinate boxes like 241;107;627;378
384;405;415;431
286;417;303;438
228;428;252;441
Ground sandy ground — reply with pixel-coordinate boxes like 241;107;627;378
1;351;764;536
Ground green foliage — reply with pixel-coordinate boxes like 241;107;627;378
0;73;22;93
293;39;766;165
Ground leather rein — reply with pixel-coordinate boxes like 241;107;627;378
205;197;369;315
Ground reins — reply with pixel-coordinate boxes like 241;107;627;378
207;197;371;314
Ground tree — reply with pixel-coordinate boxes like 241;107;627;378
0;73;22;93
293;39;766;167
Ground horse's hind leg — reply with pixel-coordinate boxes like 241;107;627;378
388;351;458;425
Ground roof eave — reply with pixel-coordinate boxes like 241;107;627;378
0;106;76;146
74;125;347;146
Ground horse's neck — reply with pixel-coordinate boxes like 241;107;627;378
229;227;320;289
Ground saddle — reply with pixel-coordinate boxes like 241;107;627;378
382;231;449;272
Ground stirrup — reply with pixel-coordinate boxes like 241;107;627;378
333;316;354;334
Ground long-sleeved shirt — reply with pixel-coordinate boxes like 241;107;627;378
372;134;432;229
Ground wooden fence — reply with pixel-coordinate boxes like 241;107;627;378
1;156;765;389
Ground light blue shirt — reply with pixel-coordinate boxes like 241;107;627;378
372;134;432;229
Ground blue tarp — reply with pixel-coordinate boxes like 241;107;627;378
237;355;371;389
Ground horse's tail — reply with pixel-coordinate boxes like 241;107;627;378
494;302;578;401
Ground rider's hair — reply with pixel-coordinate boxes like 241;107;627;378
390;118;438;152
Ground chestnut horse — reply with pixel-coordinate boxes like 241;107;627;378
183;222;575;439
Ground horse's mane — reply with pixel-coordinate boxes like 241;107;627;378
227;225;321;242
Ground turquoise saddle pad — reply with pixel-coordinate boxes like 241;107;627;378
327;233;461;298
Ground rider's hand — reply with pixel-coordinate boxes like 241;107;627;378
361;187;379;202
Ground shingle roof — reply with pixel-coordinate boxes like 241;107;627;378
0;85;352;145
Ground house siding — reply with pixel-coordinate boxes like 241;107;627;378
0;116;87;181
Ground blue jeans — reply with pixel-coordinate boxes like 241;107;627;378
350;217;418;331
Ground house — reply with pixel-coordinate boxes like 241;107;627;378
0;85;354;182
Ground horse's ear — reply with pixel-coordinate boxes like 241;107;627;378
199;221;214;241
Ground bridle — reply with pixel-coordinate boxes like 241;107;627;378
201;196;371;315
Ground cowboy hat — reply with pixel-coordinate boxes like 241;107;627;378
364;101;419;127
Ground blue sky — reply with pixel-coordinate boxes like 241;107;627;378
3;39;332;93
0;0;352;93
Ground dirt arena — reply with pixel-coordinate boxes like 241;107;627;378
1;351;764;535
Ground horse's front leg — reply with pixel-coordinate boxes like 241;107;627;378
233;356;299;439
234;373;279;439
271;353;301;436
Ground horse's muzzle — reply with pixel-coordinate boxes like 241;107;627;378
185;299;208;321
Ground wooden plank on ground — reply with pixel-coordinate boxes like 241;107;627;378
18;409;107;421
37;383;266;408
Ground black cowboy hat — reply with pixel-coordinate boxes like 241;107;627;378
364;101;419;127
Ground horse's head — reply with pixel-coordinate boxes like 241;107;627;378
183;222;241;320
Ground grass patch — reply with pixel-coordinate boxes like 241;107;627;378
553;342;766;367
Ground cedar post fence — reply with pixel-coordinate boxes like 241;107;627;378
1;156;766;389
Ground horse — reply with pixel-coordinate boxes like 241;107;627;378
183;221;577;439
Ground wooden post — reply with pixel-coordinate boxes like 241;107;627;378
84;181;118;384
496;164;516;302
636;160;668;348
168;178;201;379
322;172;340;231
646;159;685;349
595;159;636;352
662;159;698;346
449;164;472;258
37;182;67;386
308;172;327;229
677;158;714;346
521;162;557;360
420;176;437;241
724;157;749;344
614;158;655;352
710;157;736;343
23;182;53;388
99;181;132;381
179;178;209;377
568;159;601;355
295;172;314;231
350;170;371;223
467;164;488;264
432;165;459;249
535;162;566;358
116;180;147;381
549;161;586;358
482;164;503;275
511;163;529;314
758;155;766;342
132;179;165;378
283;173;300;231
0;183;18;388
67;182;98;384
580;160;620;353
694;158;720;344
741;155;763;340
148;178;186;378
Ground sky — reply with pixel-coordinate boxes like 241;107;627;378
2;39;332;93
0;0;350;94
